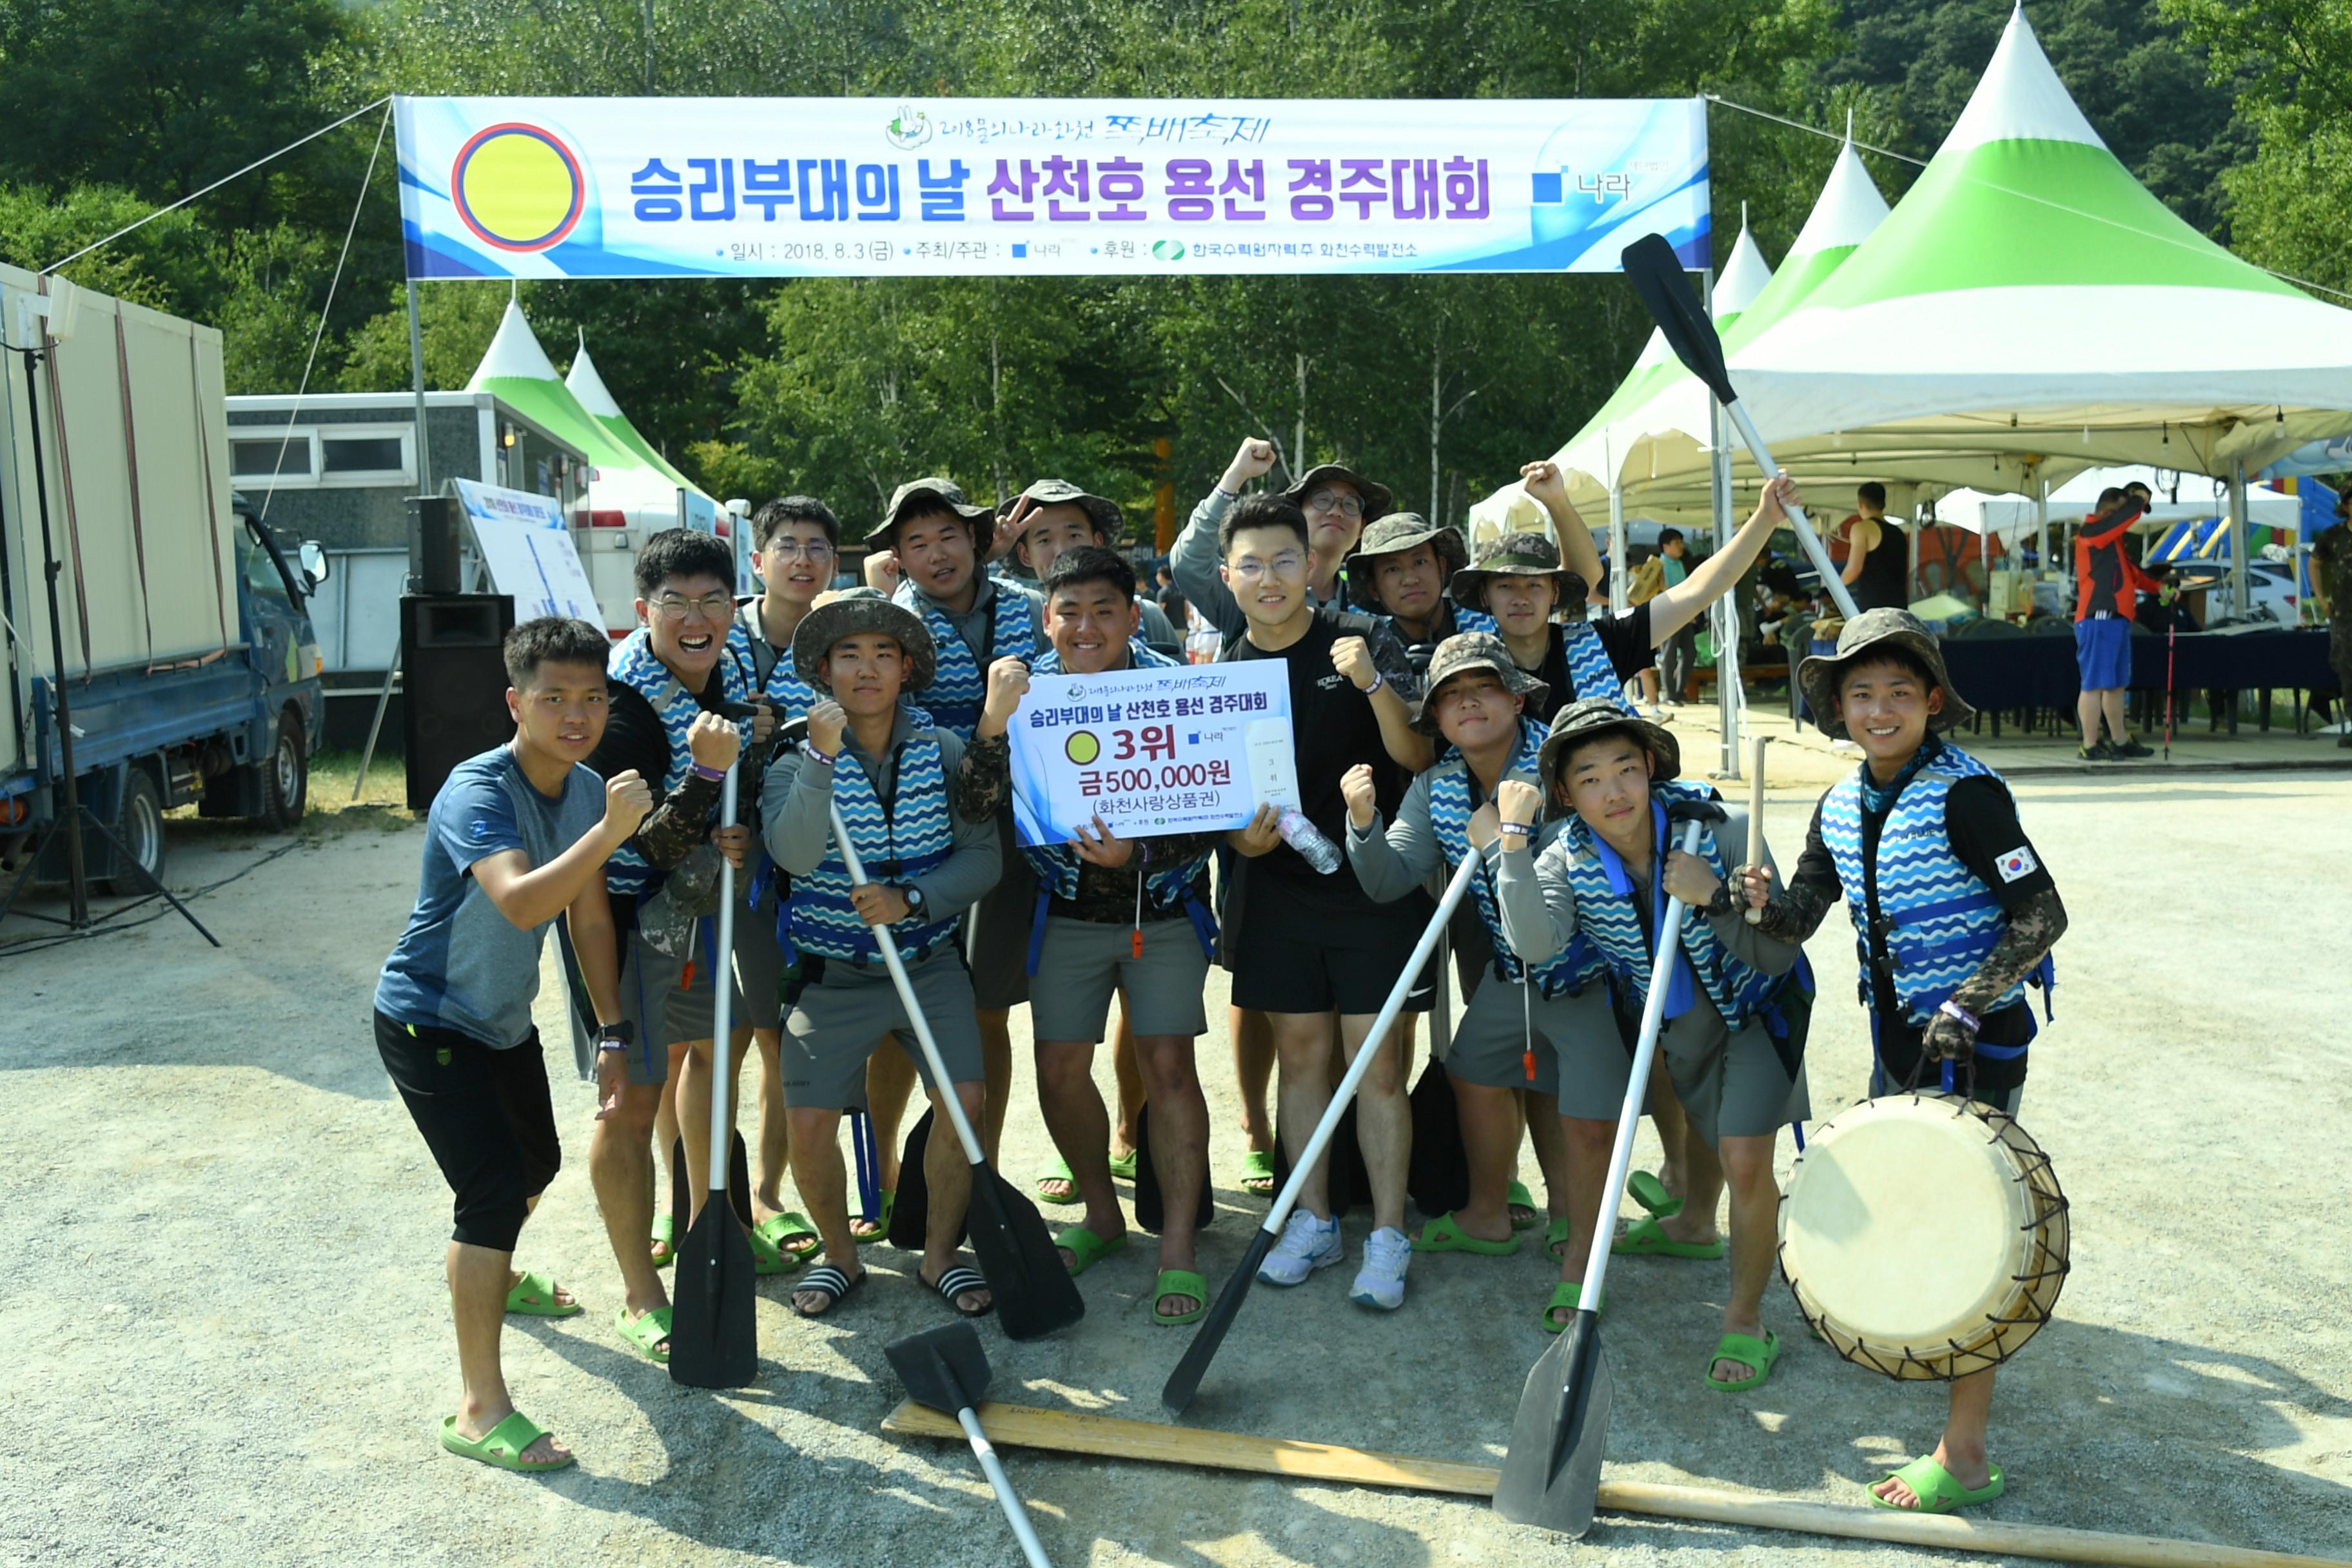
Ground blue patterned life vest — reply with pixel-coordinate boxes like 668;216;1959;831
1455;603;1501;638
1556;781;1787;1030
785;721;962;961
1553;618;1630;710
604;629;752;899
1819;742;2053;1044
1019;641;1215;968
729;603;819;720
897;578;1038;741
1427;717;1601;995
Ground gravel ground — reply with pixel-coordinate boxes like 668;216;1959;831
3;777;2349;1567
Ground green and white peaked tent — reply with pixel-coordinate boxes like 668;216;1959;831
1730;3;2352;476
567;341;707;500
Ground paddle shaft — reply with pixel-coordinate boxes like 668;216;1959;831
1574;820;1705;1308
1253;850;1482;1240
704;766;740;1190
827;801;989;1167
1721;400;1860;623
958;1404;1054;1568
1743;737;1768;925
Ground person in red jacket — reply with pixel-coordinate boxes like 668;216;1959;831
2072;487;2157;760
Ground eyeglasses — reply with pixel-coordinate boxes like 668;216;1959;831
762;539;835;563
1229;552;1306;582
652;592;734;622
1304;489;1364;520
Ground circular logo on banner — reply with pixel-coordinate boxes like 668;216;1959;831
1064;731;1101;766
451;124;585;253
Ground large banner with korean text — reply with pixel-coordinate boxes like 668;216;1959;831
395;97;1708;279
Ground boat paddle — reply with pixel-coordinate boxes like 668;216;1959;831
885;1323;1053;1568
1618;231;1860;623
1163;849;1480;1416
828;801;1083;1340
1494;803;1719;1534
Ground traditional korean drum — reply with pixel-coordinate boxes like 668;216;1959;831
1778;1092;2070;1381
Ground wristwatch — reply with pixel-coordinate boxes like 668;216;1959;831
596;1020;635;1052
1703;883;1736;919
899;885;926;915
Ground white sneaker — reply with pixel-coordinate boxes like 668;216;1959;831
1257;1210;1343;1286
1348;1226;1413;1311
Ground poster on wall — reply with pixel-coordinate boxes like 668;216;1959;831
453;478;604;625
396;96;1708;280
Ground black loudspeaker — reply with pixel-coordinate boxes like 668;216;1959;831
400;593;516;810
407;495;461;596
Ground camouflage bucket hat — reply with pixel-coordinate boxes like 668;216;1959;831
864;475;994;551
790;587;938;694
1001;478;1125;545
1795;607;1975;741
1449;531;1589;613
1536;695;1681;798
1410;632;1549;736
1352;512;1469;582
1282;462;1394;526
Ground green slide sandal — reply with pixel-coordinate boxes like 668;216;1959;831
1153;1269;1208;1326
1545;1215;1571;1259
1108;1148;1139;1181
1872;1456;2007;1514
1704;1329;1780;1392
440;1411;573;1473
1034;1157;1081;1206
649;1213;675;1270
747;1222;801;1277
1627;1169;1685;1220
756;1211;821;1259
500;1270;582;1318
615;1304;672;1364
1412;1212;1521;1256
1505;1179;1541;1232
1540;1280;1602;1332
1613;1214;1725;1260
1055;1224;1127;1277
849;1188;894;1240
1237;1149;1275;1197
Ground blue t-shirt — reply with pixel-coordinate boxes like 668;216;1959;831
375;746;607;1048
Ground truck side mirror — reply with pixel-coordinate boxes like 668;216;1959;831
299;540;330;589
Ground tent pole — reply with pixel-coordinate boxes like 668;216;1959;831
1701;269;1738;779
2228;459;2251;620
406;280;432;498
1608;481;1627;617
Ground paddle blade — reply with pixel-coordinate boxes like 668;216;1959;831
671;1134;754;1231
889;1108;960;1251
1494;1313;1613;1534
885;1321;992;1416
1132;1101;1214;1235
669;1192;758;1389
970;1164;1086;1342
1621;232;1736;407
1161;1224;1277;1415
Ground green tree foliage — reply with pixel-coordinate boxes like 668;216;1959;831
2169;0;2352;296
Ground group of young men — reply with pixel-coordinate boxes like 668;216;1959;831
374;440;2068;1519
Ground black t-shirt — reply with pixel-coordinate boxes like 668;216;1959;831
585;677;734;788
1793;769;2052;1092
1850;520;1910;612
1227;608;1418;904
1524;604;1653;723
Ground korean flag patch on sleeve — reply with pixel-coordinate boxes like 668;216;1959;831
1995;845;2040;883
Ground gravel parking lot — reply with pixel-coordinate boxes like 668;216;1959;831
3;775;2348;1567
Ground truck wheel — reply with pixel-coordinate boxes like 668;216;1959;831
103;768;166;897
260;709;308;831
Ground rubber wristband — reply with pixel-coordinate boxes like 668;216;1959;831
1499;821;1536;839
806;742;837;765
1939;999;1981;1032
691;762;725;781
1363;672;1386;698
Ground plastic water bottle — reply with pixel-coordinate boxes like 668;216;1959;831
1277;807;1343;874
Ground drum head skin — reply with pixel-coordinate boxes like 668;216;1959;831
1779;1093;2070;1381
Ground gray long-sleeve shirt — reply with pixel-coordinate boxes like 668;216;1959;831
1494;805;1795;987
1171;486;1366;645
1344;754;1562;908
760;706;1001;919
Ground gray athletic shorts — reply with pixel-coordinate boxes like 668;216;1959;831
1029;914;1212;1043
731;884;788;1034
617;921;750;1085
1448;975;1618;1099
1553;996;1808;1144
964;811;1035;1012
781;946;986;1110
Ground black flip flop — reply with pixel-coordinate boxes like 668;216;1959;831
927;1264;994;1319
791;1264;867;1319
